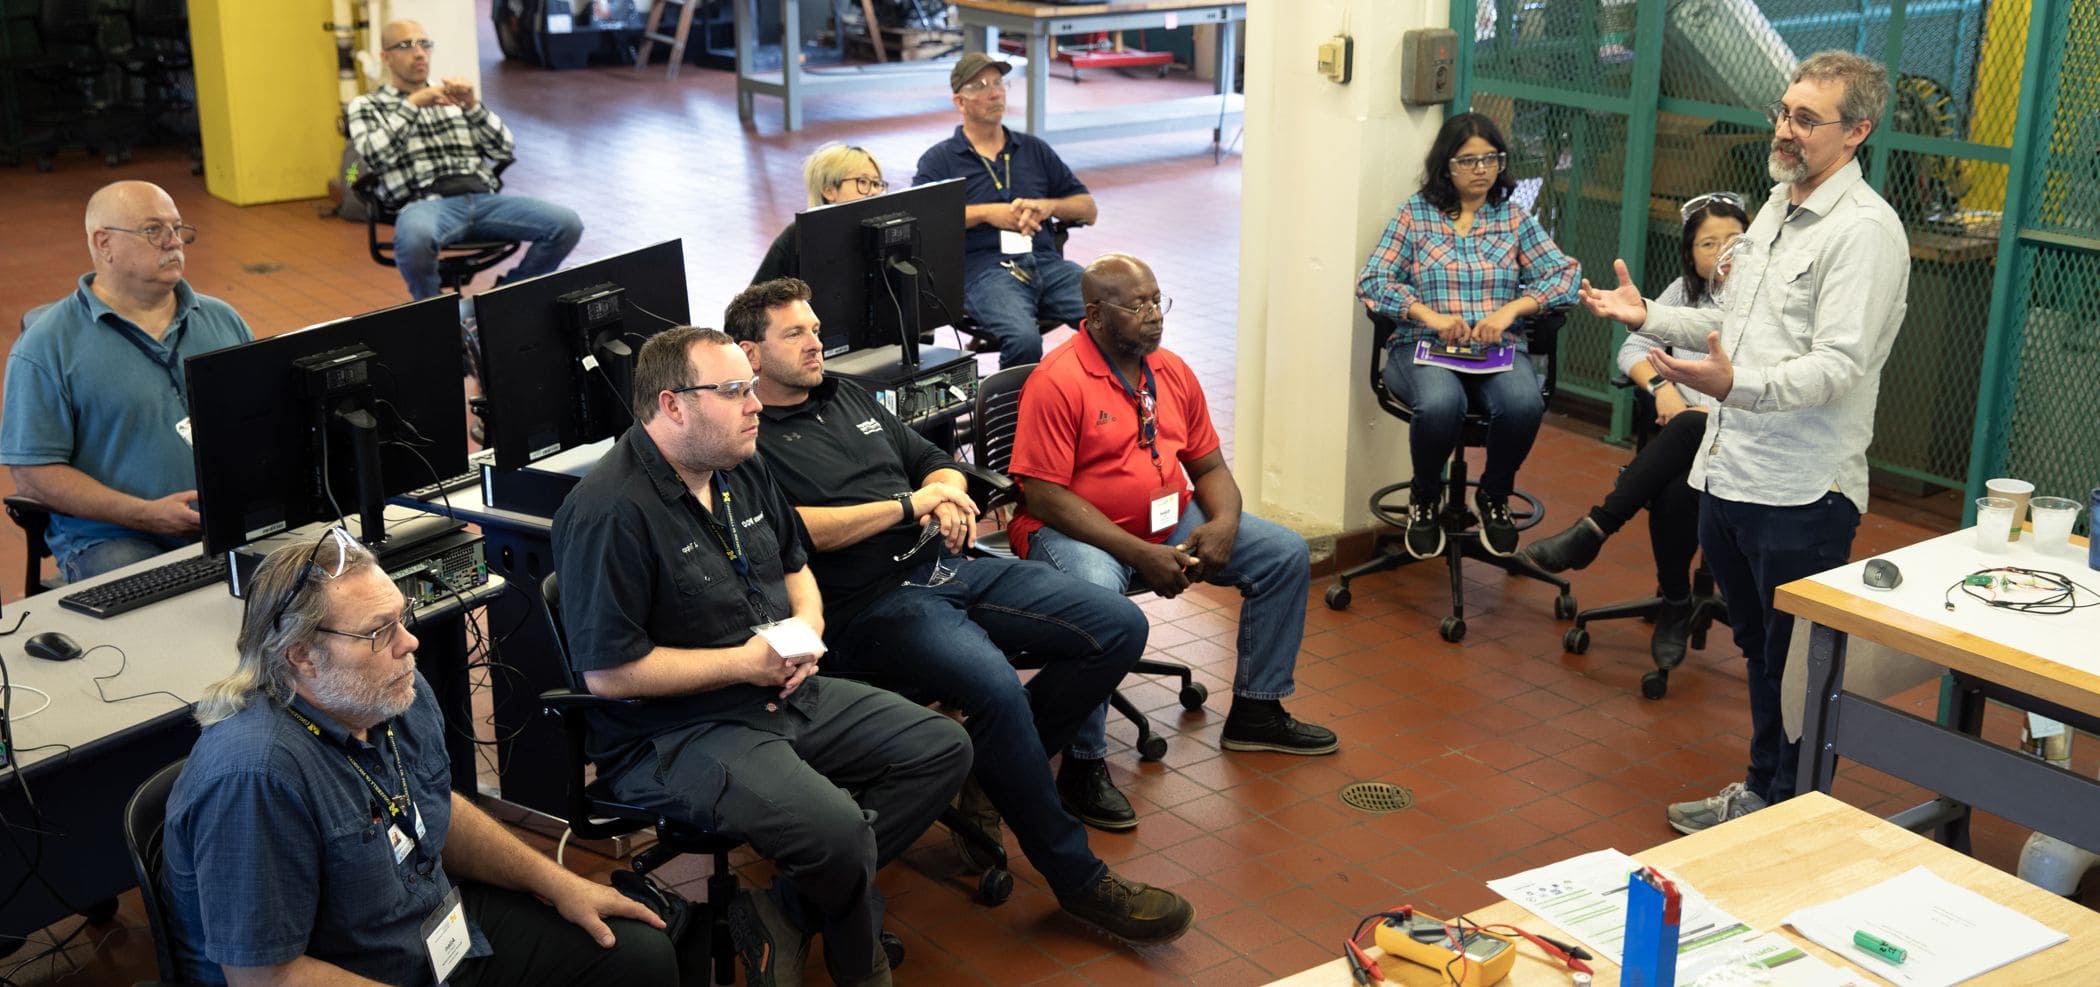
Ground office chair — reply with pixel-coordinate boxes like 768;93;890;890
5;495;60;597
353;162;525;297
123;757;190;987
3;0;132;171
112;0;202;173
1324;310;1577;643
947;220;1088;355
958;362;1209;762
1559;377;1729;700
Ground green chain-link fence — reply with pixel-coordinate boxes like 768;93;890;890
1456;0;2094;510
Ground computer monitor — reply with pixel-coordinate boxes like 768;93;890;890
794;178;965;363
187;296;469;555
474;240;690;471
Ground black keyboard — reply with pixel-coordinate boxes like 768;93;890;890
60;553;230;619
404;449;495;502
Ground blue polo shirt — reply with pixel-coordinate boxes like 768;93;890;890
913;125;1088;281
162;675;490;985
0;274;252;564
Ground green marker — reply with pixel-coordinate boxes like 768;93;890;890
1853;930;1907;965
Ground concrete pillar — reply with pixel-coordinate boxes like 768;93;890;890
1235;0;1447;560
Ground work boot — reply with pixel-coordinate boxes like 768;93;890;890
1651;596;1695;670
1057;756;1137;831
949;774;1003;874
727;887;811;987
1220;699;1339;755
1404;492;1444;559
1521;515;1605;572
1056;870;1196;945
1474;490;1519;557
823;932;896;987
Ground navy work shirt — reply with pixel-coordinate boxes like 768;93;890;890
913;125;1088;281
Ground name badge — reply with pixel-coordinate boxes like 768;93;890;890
998;230;1031;255
413;803;427;841
421;886;470;982
387;823;415;865
1149;486;1180;534
174;417;193;447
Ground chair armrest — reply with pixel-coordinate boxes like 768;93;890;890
540;687;637;716
952;461;1016;511
1517;306;1569;358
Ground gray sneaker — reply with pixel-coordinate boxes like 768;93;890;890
1666;782;1768;834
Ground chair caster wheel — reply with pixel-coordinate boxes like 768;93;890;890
1324;583;1351;611
1553;593;1577;620
978;868;1014;905
1178;682;1208;710
1136;734;1168;761
881;931;905;970
1439;617;1466;642
82;897;119;924
1642;670;1669;700
1690;630;1708;650
1563;627;1590;654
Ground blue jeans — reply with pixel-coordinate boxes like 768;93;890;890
59;534;171;583
1381;347;1544;503
962;252;1085;367
1027;505;1309;760
1697;490;1858;805
392;193;584;300
824;554;1143;894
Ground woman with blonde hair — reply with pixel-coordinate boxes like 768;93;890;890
751;142;890;284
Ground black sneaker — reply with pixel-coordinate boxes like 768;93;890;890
949;775;1004;874
1519;516;1605;573
1404;494;1444;559
727;887;811;987
1221;701;1339;755
1057;756;1138;831
1651;596;1695;670
1474;491;1519;557
1056;870;1196;945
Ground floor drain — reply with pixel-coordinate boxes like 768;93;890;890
1339;781;1414;813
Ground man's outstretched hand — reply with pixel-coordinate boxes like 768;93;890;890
1579;258;1648;328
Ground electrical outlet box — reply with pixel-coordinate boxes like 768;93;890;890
1402;28;1457;105
1316;35;1352;84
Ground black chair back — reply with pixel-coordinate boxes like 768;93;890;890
5;495;58;597
125;757;188;983
968;363;1035;485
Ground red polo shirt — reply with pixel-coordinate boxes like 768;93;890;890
1008;332;1220;557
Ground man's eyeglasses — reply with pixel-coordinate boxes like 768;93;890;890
668;376;762;401
840;176;890;195
264;527;356;632
101;223;197;247
318;607;418;654
1098;296;1173;318
960;77;1007;95
1450;152;1507;173
1679;191;1747;222
385;38;437;52
1763;101;1851;135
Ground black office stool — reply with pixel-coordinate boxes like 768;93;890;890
1324;310;1575;642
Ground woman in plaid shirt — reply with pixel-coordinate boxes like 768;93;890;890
1357;112;1580;560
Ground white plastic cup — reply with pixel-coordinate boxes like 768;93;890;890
1976;496;2017;551
2030;497;2081;557
1986;478;2035;541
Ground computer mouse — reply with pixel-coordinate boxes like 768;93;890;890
24;630;85;662
1861;558;1902;591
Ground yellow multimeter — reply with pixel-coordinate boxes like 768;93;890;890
1374;911;1518;987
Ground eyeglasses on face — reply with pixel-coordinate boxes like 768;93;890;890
839;176;889;195
317;607;418;654
960;77;1007;95
1098;296;1173;318
668;376;762;401
386;38;436;52
264;526;357;631
102;223;197;246
1679;191;1747;222
1763;101;1850;135
1450;152;1507;173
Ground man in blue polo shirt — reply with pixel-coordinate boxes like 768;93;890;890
1;180;253;581
914;52;1098;368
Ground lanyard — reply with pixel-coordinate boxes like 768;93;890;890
700;481;775;622
285;704;416;823
103;309;190;412
1096;339;1164;481
977;150;1011;193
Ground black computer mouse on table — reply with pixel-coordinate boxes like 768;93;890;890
24;630;85;662
1861;558;1903;591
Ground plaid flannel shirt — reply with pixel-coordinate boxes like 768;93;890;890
346;85;514;211
1356;194;1580;351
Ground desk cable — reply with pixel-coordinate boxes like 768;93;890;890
1942;565;2100;615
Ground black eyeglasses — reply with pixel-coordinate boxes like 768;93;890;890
668;376;761;401
263;527;355;632
101;223;197;246
840;176;889;195
385;39;436;52
1450;152;1507;173
1763;101;1851;135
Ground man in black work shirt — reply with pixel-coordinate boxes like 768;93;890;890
727;278;1194;946
551;326;971;986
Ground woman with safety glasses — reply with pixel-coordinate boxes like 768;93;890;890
751;142;892;284
1357;112;1582;561
1517;191;1752;666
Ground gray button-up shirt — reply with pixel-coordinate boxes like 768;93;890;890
1644;158;1910;513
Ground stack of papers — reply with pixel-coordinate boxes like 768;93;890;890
1785;867;2067;987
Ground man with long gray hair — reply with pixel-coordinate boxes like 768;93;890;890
161;530;678;986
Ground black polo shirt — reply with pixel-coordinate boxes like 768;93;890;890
551;424;814;768
912;125;1088;281
757;376;951;635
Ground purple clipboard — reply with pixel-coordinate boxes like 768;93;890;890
1413;340;1516;374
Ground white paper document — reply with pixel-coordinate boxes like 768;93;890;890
1784;866;2067;987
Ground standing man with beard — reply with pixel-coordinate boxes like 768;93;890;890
1580;50;1910;832
2;180;253;581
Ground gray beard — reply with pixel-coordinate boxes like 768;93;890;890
1767;149;1808;185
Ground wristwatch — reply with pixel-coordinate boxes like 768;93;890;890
1645;373;1668;395
896;492;915;524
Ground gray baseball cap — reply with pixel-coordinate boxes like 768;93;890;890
950;52;1013;93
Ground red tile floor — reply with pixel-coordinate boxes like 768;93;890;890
3;12;2079;986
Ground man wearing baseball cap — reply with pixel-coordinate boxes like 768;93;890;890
914;53;1097;368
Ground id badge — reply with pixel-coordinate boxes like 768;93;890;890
421;886;470;982
998;230;1031;255
1148;486;1180;535
387;822;414;865
175;416;193;448
413;803;427;840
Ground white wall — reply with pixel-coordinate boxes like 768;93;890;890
1236;0;1449;554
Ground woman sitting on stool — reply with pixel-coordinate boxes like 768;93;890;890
1357;112;1581;560
1517;191;1752;666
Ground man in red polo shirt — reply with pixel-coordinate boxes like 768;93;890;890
1008;253;1337;830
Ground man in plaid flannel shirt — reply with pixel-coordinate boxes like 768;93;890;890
348;20;582;301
